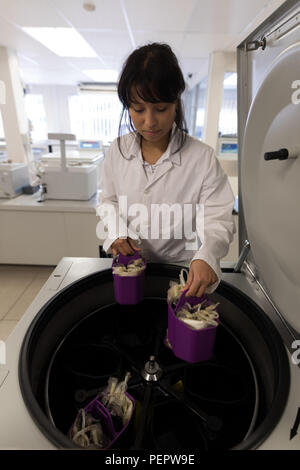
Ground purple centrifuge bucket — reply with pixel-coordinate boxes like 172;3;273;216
167;290;219;363
112;252;146;305
69;392;135;449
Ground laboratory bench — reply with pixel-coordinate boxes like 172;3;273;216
0;178;238;266
0;191;103;265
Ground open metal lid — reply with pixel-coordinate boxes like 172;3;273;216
240;14;300;331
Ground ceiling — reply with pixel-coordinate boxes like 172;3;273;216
0;0;287;88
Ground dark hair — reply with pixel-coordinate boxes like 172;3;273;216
117;43;187;155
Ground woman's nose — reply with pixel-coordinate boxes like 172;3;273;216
144;110;157;128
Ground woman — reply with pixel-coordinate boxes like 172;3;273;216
97;43;235;298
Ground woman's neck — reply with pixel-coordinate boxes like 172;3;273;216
141;131;171;164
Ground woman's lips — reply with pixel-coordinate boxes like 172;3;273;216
143;130;161;135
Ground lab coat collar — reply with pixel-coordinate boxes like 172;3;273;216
125;122;182;165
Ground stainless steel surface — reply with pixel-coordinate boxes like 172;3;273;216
141;356;163;382
222;269;299;355
233;239;250;273
38;183;47;203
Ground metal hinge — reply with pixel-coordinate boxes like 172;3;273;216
234;239;251;273
245;37;266;52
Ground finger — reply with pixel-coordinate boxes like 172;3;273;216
125;240;136;255
181;270;193;293
119;248;128;255
119;244;134;255
119;240;136;255
185;278;200;297
128;238;141;252
196;283;207;298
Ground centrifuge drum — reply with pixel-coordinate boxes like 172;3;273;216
19;264;289;450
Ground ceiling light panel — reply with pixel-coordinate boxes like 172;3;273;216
22;27;98;57
0;16;65;63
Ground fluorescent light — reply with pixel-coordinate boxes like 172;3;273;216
83;69;119;82
23;27;97;58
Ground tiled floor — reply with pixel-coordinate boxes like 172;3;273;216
0;215;238;342
0;265;54;341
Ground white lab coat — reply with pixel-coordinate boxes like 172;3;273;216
97;126;236;293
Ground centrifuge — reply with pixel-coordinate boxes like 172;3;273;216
0;0;300;450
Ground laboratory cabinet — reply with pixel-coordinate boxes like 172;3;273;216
0;193;103;264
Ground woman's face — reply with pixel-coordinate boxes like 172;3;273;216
128;90;176;146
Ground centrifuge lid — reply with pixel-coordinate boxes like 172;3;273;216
241;41;300;332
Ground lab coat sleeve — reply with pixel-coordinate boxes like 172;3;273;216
191;149;236;293
96;145;126;253
96;144;139;253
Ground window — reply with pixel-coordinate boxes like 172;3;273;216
0;111;5;161
183;77;207;139
195;77;208;139
24;94;48;142
218;73;237;137
182;87;196;135
69;93;122;143
0;111;4;139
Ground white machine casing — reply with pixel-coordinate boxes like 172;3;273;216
0;0;300;451
238;0;300;334
40;133;99;200
41;164;98;201
41;150;104;191
0;163;29;198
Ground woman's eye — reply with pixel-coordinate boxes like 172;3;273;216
131;106;167;113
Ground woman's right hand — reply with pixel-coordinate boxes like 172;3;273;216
111;237;141;256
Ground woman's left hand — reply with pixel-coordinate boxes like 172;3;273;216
182;259;218;298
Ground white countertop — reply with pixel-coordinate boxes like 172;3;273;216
0;190;100;213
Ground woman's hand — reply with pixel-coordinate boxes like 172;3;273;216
182;259;218;298
111;237;141;256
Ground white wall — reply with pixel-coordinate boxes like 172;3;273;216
0;46;33;165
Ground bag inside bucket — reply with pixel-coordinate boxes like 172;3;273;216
167;268;219;330
69;372;134;449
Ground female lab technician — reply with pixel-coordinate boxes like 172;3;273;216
98;43;236;298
